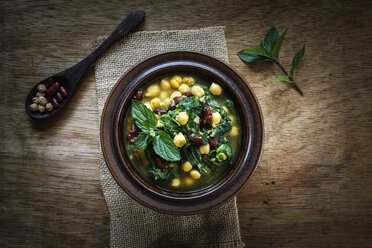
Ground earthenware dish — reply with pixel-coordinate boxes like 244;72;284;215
100;51;264;215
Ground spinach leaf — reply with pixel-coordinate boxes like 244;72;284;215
160;114;181;134
216;143;232;159
182;146;208;175
178;96;201;112
146;166;168;180
134;132;151;149
153;131;181;161
223;100;235;115
210;119;232;140
131;99;157;132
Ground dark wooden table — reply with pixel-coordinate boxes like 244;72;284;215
1;0;371;247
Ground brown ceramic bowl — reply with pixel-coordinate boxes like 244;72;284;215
100;51;263;215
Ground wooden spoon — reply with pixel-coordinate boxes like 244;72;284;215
25;10;145;119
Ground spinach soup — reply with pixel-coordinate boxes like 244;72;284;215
124;74;241;192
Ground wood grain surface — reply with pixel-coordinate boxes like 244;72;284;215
1;0;371;247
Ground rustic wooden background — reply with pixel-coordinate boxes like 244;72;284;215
1;0;371;247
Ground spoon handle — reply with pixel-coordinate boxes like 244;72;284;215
59;10;145;82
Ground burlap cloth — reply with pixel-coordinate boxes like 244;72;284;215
92;26;245;248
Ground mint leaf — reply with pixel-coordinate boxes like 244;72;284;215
153;132;181;161
269;74;291;83
237;52;271;63
264;26;278;52
290;45;305;76
134;132;151;149
131;99;157;132
238;47;271;58
271;29;288;58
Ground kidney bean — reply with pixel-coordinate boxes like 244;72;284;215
132;152;143;165
183;91;194;97
135;90;143;101
46;77;54;88
127;133;134;141
204;107;213;125
51;97;59;108
153;107;167;115
45;82;60;96
209;137;218;147
59;86;68;97
173;96;180;105
188;133;204;146
129;124;138;135
155;157;168;170
55;92;63;103
202;102;209;106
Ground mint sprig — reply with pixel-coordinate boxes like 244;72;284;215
131;99;181;162
238;26;305;96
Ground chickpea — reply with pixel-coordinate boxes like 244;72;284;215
183;177;194;185
178;84;190;94
173;132;186;147
32;97;39;104
217;152;227;161
29;103;38;111
209;83;222;95
212;112;221;125
159;91;168;100
170;75;182;88
160;98;171;109
171;178;181;187
144;102;152;110
191;85;205;98
150;98;161;109
182;77;190;85
160;79;171;90
200;143;210;154
38;105;45;113
36;92;45;97
190;169;201;180
182;161;193;172
46;103;53;112
169;162;177;168
145;84;160;98
38;96;48;106
37;84;46;92
170;91;182;99
230;126;239;136
177;112;189;125
188;77;195;86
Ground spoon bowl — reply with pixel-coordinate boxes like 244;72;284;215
25;10;145;119
25;75;71;119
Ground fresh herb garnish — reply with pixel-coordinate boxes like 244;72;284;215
153;131;181;162
237;26;305;95
131;99;181;162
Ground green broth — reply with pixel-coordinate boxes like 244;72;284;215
124;74;242;192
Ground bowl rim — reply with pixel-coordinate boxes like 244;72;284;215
100;51;264;214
